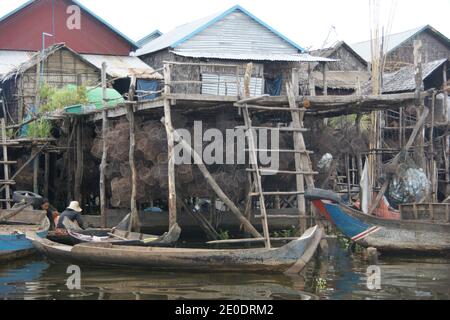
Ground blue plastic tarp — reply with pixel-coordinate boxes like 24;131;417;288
137;80;159;101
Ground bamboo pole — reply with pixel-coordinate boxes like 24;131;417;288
163;64;177;230
100;62;108;228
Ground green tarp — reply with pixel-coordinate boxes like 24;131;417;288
86;87;125;109
64;85;125;114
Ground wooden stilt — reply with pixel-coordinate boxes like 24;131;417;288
163;64;178;230
322;62;328;96
74;119;83;203
100;62;108;228
414;40;427;171
1;119;12;209
127;75;140;232
44;152;49;199
177;191;219;241
33;151;39;194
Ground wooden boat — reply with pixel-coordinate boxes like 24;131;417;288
66;224;181;247
305;188;450;253
49;214;181;247
0;209;50;262
27;226;323;274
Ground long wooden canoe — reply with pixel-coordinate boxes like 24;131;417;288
27;226;323;274
0;210;49;262
306;189;450;253
67;223;181;247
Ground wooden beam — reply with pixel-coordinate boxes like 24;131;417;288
163;64;177;230
99;62;108;228
172;130;263;239
127;75;140;232
414;40;427;171
33;150;39;194
44;152;49;199
322;62;328;96
74;119;83;203
1;119;11;209
177;193;219;241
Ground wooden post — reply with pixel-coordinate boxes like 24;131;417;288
35;61;41;110
308;63;316;96
322;62;328;96
33;152;39;194
163;64;177;230
414;40;426;171
443;62;449;196
44;152;49;199
289;71;306;231
1;119;11;209
99;62;108;228
429;92;437;202
127;75;140;232
74;119;83;203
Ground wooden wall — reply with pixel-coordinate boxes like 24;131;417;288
386;30;450;72
14;48;100;121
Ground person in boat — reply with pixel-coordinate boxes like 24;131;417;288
55;201;85;233
41;199;60;231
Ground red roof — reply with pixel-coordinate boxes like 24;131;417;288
0;0;137;55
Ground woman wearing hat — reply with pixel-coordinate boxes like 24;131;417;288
55;201;85;234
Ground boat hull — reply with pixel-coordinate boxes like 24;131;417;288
0;230;48;262
28;226;323;274
313;199;450;253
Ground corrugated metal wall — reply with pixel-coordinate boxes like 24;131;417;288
175;11;299;56
201;73;263;96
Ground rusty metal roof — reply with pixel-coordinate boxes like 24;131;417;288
81;54;163;80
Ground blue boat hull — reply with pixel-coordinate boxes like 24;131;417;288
307;189;450;253
0;230;48;262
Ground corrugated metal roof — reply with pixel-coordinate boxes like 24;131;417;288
0;44;162;81
173;51;337;62
312;71;370;90
81;54;163;80
0;50;34;77
310;41;368;67
382;59;447;93
136;30;163;48
362;59;448;94
350;26;426;62
135;5;305;57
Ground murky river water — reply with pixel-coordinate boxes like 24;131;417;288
1;239;449;300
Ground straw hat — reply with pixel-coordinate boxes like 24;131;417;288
67;201;83;213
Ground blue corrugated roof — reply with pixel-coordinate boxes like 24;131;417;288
0;0;138;49
136;4;304;56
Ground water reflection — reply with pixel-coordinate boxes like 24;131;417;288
0;240;449;300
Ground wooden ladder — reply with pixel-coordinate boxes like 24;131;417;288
0;118;17;209
239;90;317;249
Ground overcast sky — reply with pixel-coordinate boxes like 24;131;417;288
1;0;449;50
